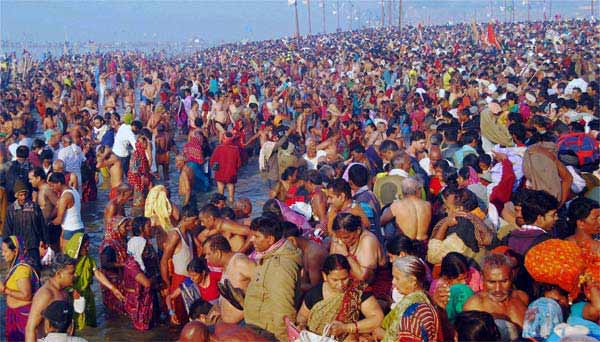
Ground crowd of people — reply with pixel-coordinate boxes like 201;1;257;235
0;17;599;342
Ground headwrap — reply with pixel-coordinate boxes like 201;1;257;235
127;236;147;272
183;135;204;165
99;216;128;264
4;235;40;292
480;108;514;147
525;239;586;299
522;298;564;339
144;185;174;232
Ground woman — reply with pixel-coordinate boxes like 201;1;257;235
296;254;383;341
65;233;124;330
166;258;221;325
128;135;153;208
0;236;40;341
80;137;97;202
100;216;131;315
454;310;501;342
124;236;155;331
377;255;444;342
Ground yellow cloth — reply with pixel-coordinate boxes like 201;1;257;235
144;185;173;232
5;265;31;291
427;234;486;266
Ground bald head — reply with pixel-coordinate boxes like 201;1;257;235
52;159;65;172
233;197;252;217
429;146;442;163
180;321;209;342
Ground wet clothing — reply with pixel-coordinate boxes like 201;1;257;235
210;142;242;184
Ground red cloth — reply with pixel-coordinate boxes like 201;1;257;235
490;159;516;213
210;142;242;184
200;271;222;303
109;187;118;201
170;273;188;324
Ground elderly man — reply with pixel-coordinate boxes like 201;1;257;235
381;176;431;241
463;253;529;332
57;134;85;193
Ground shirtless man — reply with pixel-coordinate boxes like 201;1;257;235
104;183;133;226
51;159;78;191
197;204;251;253
161;205;198;323
232;197;252;226
381;177;431;241
29;167;58;223
96;145;124;200
463;253;529;330
281;222;328;292
25;254;76;342
176;155;194;207
202;234;255;324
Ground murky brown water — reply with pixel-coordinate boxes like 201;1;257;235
0;134;269;341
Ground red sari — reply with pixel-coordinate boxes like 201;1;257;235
127;140;152;207
99;218;127;315
124;256;154;331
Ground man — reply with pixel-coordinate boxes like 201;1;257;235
500;190;558;255
210;132;242;204
57;135;85;192
104;183;132;227
244;216;302;341
382;177;431;241
463;253;529;330
110;113;137;177
161;205;198;323
197;204;251;253
49;173;84;251
453;132;479;168
51;159;78;190
347;163;382;242
203;234;255;324
96;145;124;200
176;155;195;207
326;178;370;236
25;254;77;342
4;180;47;270
441;128;461;160
29;167;59;251
38;300;87;342
303;170;327;226
281;222;327;293
232;197;252;226
4;145;32;202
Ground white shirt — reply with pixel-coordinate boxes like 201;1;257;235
112;124;136;158
57;144;85;174
303;150;327;170
38;333;88;342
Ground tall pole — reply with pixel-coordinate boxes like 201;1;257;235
388;0;393;27
398;0;402;31
381;0;385;27
527;1;531;22
322;0;326;33
349;2;354;30
549;0;552;20
337;0;340;31
294;0;300;38
592;0;595;18
307;0;312;35
512;0;515;22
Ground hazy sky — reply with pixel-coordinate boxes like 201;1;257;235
0;1;592;44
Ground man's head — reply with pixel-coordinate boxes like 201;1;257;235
249;216;282;252
132;216;152;238
233;198;252;219
28;167;46;189
521;190;559;230
326;178;352;211
347;164;369;190
116;183;133;205
567;197;600;237
401;177;422;197
409;131;427;154
52;159;65;173
202;234;232;267
16;145;29;161
43;300;74;334
482;253;515;303
47;172;66;193
379;139;399;162
199;204;221;229
180;205;200;230
391;149;411;172
49;254;77;288
179;321;209;342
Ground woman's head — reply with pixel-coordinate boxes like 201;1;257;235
440;252;469;284
386;235;421;262
392;256;428;295
322;254;351;292
187;258;210;285
453;310;501;342
332;213;362;247
1;236;19;264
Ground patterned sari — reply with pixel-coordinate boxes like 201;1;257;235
307;280;366;339
124;255;154;331
99;217;127;315
65;233;98;330
128;139;152;207
381;290;443;342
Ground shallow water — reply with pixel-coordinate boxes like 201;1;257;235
0;134;269;341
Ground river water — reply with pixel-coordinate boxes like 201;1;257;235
0;133;270;341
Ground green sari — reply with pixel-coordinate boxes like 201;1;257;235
381;290;431;342
65;233;97;330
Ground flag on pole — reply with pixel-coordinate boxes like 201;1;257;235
487;22;501;49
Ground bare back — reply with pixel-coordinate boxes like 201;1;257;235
390;196;431;241
220;253;255;323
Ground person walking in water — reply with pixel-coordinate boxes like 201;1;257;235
49;173;84;252
210;132;242;205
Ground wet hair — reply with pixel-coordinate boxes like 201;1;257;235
281;166;298;181
16;145;29;159
401;176;422;196
199;204;221;218
440;252;470;280
250;216;282;241
379;139;399;153
454;311;501;342
332;213;362;232
187;257;209;274
322;254;350;274
132;216;150;236
49;254;77;277
393;256;428;289
48;172;66;185
521;190;559;225
280;221;301;238
31;167;47;180
189;299;213;321
567;197;600;229
348;163;369;187
202;234;232;253
181;204;199;218
386;235;421;257
327;178;352;199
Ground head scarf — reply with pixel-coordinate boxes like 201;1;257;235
127;236;147;272
463;166;480;187
525;239;586;299
4;235;40;291
480;108;513;147
522;298;564;339
128;139;151;192
99;216;128;264
65;233;84;259
183;135;204;165
144;185;173;232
